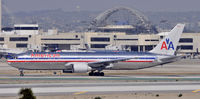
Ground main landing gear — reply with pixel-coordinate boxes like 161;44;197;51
19;69;24;76
89;71;104;76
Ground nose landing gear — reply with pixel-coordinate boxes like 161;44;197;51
19;69;24;76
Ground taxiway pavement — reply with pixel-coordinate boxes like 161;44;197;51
0;59;200;97
0;82;200;96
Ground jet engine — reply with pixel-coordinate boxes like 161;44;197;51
63;62;92;73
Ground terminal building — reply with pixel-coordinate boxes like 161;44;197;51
0;24;199;57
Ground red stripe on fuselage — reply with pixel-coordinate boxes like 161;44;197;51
7;60;153;63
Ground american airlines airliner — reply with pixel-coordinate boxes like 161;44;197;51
7;24;185;76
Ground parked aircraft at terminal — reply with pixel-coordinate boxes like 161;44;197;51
6;24;185;76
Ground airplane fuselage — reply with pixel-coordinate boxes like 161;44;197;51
7;51;173;70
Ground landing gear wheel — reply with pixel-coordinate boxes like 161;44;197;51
20;73;24;77
19;69;24;77
100;72;104;76
94;72;99;76
89;72;94;76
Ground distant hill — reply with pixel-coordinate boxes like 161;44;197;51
2;9;200;33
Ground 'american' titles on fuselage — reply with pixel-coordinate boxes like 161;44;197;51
31;53;60;58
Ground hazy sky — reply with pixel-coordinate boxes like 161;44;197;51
3;0;200;12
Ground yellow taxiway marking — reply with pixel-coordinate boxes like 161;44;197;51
74;91;88;95
192;89;200;93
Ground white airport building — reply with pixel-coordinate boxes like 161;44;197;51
0;24;198;57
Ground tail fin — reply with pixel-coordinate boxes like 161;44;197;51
150;24;185;55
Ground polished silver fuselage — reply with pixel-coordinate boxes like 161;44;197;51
7;51;174;70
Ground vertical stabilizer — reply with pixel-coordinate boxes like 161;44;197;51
150;24;185;55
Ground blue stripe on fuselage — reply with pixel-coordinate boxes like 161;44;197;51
15;57;156;60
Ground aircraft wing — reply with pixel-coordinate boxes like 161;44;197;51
88;57;133;68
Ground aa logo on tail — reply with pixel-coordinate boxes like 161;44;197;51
161;38;174;50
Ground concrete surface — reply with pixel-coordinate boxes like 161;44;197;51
0;82;200;96
0;59;200;99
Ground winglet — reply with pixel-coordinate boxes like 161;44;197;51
150;24;185;55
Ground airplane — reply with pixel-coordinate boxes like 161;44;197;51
7;24;185;76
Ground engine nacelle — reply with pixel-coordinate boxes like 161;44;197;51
72;62;92;73
64;62;92;73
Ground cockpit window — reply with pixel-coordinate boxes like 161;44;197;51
6;55;18;59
